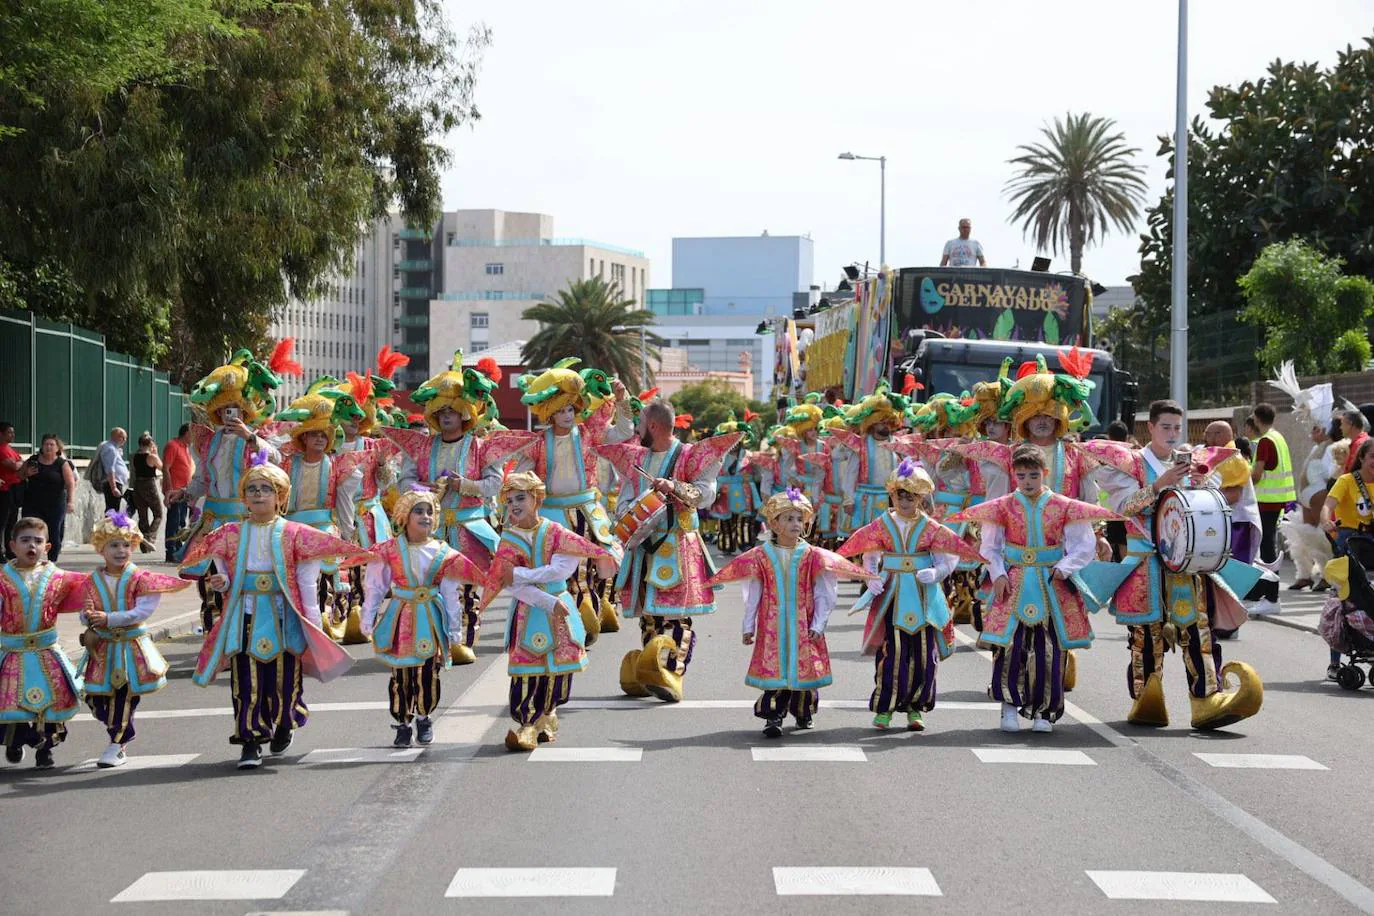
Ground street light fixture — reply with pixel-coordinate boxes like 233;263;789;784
837;151;887;267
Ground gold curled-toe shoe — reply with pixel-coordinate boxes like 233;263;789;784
619;650;650;697
342;606;369;645
535;713;559;743
634;635;683;703
1126;672;1168;727
579;596;601;648
598;600;621;633
450;643;477;666
1063;650;1078;692
504;726;539;752
1190;661;1263;731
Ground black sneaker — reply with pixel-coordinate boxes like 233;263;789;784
1327;663;1341;682
4;743;22;765
393;724;413;748
414;717;434;745
237;743;263;770
34;748;54;770
794;715;814;730
268;724;293;756
762;717;784;738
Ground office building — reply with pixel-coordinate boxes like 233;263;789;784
671;233;814;316
651;315;776;400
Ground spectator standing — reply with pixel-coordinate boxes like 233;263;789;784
1319;437;1374;678
96;428;130;512
162;423;195;563
1339;409;1368;474
20;434;76;562
939;218;987;267
1249;403;1295;578
129;432;163;554
0;421;22;557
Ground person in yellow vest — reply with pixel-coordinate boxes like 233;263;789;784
1248;403;1294;614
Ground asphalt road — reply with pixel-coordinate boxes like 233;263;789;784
3;562;1372;915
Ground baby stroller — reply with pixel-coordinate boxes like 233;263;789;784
1320;534;1374;691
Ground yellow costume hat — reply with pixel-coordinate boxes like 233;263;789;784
782;402;824;435
499;469;547;506
516;358;588;425
971;358;1012;433
91;509;143;550
998;349;1097;439
239;449;291;512
845;389;904;435
275;378;365;453
886;458;935;498
411;350;492;435
189;339;303;425
390;484;441;531
761;486;814;524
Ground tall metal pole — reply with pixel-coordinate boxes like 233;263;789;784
1170;0;1189;412
879;156;887;267
640;325;649;389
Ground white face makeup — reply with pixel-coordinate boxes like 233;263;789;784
436;407;464;438
552;405;577;431
406;501;435;540
1026;414;1058;442
504;489;538;527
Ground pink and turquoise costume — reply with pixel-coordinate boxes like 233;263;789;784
0;561;85;755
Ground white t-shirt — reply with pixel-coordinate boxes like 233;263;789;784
942;238;984;267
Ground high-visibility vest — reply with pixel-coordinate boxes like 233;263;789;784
1254;428;1296;504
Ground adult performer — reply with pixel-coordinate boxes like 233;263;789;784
833;382;908;530
597;399;741;702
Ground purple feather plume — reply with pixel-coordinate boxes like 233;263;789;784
785;486;802;501
106;508;134;528
897;457;918;478
250;446;270;467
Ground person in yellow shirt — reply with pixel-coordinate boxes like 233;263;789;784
1319;437;1374;678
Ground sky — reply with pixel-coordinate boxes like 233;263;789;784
439;0;1371;292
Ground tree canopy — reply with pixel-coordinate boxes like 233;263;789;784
520;277;664;391
668;379;777;438
0;0;489;383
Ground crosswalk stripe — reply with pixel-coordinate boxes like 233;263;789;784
1194;753;1328;770
528;747;642;762
562;698;1000;711
1086;870;1275;902
444;867;616;897
752;746;866;762
71;701;390;723
75;753;199;772
971;748;1096;766
773;867;941;896
111;870;305;902
299;747;423;764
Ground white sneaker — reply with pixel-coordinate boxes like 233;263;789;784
1248;598;1280;616
1000;703;1020;733
1031;717;1053;734
96;743;126;768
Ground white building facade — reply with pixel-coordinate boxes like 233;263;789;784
650;315;776;401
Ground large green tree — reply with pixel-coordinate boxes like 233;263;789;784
520;277;664;391
1004;112;1148;275
668;379;776;438
1;1;489;383
1133;38;1374;327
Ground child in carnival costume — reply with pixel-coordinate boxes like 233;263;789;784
168;341;298;629
384;351;530;664
775;397;827;516
182;451;371;769
480;471;615;751
832;382;909;530
746;426;786;520
509;359;633;643
597;400;742;702
360;485;486;747
838;461;983;732
709;411;762;554
274;382;373;643
0;517;86;769
709;488;873;737
950;445;1119;734
79;510;192;768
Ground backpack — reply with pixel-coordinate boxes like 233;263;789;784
85;446;108;489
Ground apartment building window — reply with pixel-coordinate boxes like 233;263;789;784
446;231;455;245
485;263;504;275
589;258;595;276
471;313;489;329
611;263;625;289
598;259;605;278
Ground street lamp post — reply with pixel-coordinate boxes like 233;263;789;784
838;152;887;267
1170;0;1189;413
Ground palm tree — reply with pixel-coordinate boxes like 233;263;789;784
520;276;664;390
1004;112;1148;274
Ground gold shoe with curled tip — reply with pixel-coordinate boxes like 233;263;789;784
504;726;539;752
1063;650;1078;692
634;635;683;703
341;605;369;645
579;595;601;648
450;643;477;666
1126;672;1168;727
619;650;651;697
1190;661;1263;731
598;599;621;633
535;713;559;743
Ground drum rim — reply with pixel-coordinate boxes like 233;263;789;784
1153;485;1234;575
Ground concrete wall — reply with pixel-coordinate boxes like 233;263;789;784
672;236;814;317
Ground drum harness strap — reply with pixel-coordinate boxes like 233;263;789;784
640;446;684;556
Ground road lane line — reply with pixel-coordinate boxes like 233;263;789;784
561;698;1000;711
112;870;305;902
528;747;642;762
970;748;1096;766
74;753;199;772
1087;870;1275;902
445;867;617;897
773;867;941;896
300;747;423;764
69;701;390;723
752;745;866;762
1195;753;1328;770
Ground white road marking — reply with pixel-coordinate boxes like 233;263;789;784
1087;870;1276;903
1195;753;1328;770
971;748;1096;766
528;747;642;762
562;698;999;711
445;867;617;897
112;870;305;902
75;753;199;772
70;701;389;723
773;867;942;896
300;747;423;764
752;745;866;762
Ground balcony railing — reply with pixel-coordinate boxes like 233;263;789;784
396;341;429;356
438;290;546;301
397;287;431;299
396;259;433;272
445;237;645;258
397;315;429;327
398;228;431;240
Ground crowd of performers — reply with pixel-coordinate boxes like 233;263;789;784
3;342;1274;771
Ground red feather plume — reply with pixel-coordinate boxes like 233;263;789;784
674;414;693;429
638;387;660;402
1015;360;1039;380
269;338;303;378
902;372;922;395
476;356;502;383
376;345;410;380
406;413;424;424
1057;345;1094;380
743;409;759;422
347;370;374;405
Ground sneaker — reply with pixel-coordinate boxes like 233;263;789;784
393;724;413;748
1327;664;1341;682
268;724;293;756
1000;703;1021;733
872;712;892;730
1287;579;1314;591
237;743;263;770
907;710;925;732
414;716;434;745
35;748;54;770
4;743;22;765
96;743;127;768
762;717;784;738
1248;598;1280;616
794;715;814;730
1031;717;1053;734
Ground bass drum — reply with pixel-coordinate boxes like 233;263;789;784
1153;486;1232;575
